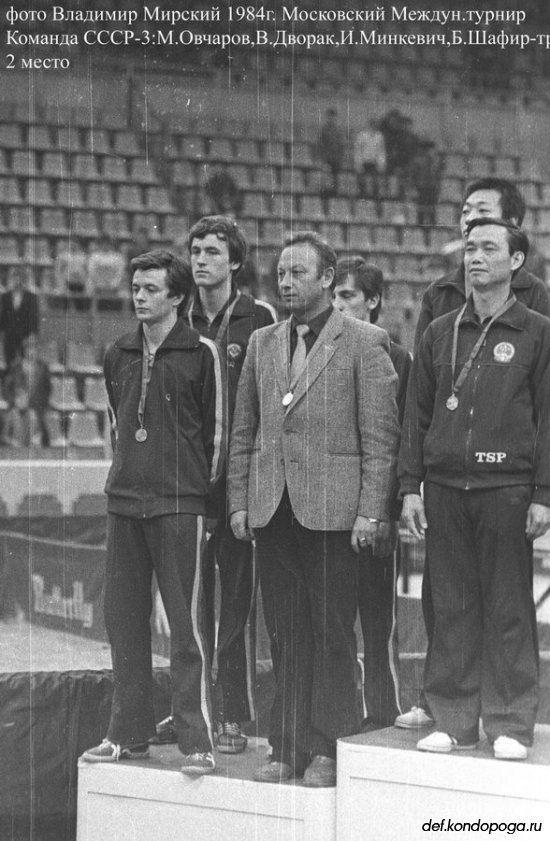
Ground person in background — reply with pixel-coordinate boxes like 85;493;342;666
333;257;411;731
53;238;89;296
0;265;39;367
4;334;51;447
318;108;345;197
354;119;386;201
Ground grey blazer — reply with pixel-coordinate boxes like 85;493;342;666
228;308;400;530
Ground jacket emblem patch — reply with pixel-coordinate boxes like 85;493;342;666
493;342;515;363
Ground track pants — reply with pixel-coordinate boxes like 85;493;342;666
104;512;213;754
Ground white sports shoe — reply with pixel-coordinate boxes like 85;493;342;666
417;731;477;753
394;706;434;729
493;736;527;761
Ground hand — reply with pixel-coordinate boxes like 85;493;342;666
206;517;219;535
230;510;254;541
401;494;427;540
351;515;378;554
525;502;550;541
373;520;398;557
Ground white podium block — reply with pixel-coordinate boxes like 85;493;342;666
337;725;550;841
77;737;336;841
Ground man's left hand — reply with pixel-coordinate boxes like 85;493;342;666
525;502;550;541
351;516;378;554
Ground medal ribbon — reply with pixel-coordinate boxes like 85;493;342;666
450;295;516;400
137;336;155;434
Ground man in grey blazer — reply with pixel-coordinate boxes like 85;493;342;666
228;231;400;786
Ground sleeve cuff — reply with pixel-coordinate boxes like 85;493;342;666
532;486;550;507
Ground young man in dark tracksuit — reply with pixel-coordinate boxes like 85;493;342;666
333;257;411;730
82;250;226;776
399;219;550;760
152;216;275;755
397;177;550;731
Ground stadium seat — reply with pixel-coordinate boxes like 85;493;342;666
172;161;197;186
242;192;271;218
145;187;173;213
263;140;286;166
180;135;206;160
72;493;107;516
68;411;105;449
271;194;296;219
262;219;287;246
319;222;346;249
7;207;36;234
102;157;128;181
130;159;158;184
72;154;101;180
298;196;326;221
56;181;86;208
70;210;99;238
84;129;112;155
113;130;141;157
0;124;23;148
27;126;54;150
0;235;20;263
40;208;69;237
101;211;131;239
347;225;374;252
208;138;234;161
235;140;261;163
0;176;23;204
84;377;108;411
25;179;54;206
328;198;353;222
22;236;52;266
65;342;102;376
116;185;145;211
49;374;85;412
402;227;428;253
353;199;379;223
337;172;359;197
11;150;39;177
252;166;278;192
278;168;306;194
86;182;115;208
41;341;64;374
57;126;82;151
41;152;69;179
0;150;8;175
16;493;63;518
289;142;312;167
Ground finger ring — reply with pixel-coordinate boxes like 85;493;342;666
359;537;367;544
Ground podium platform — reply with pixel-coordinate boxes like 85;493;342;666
77;737;336;841
337;725;550;840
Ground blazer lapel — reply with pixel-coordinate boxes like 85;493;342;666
285;310;343;413
271;321;290;398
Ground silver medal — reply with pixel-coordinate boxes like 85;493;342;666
135;428;148;442
446;394;458;411
282;392;293;406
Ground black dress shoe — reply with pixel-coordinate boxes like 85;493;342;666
254;760;295;783
302;755;336;787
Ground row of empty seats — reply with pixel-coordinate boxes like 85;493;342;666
0;150;160;184
0;492;107;518
0;123;142;156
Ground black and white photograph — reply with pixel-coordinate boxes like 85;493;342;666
0;1;549;839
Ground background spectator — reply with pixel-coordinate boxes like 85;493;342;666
53;238;89;297
4;334;51;447
0;265;39;367
317;107;345;197
354;119;386;200
411;140;443;226
204;166;244;217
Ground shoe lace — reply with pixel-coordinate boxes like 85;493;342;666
221;722;241;737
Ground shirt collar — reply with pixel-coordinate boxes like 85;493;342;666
291;306;334;338
461;294;526;331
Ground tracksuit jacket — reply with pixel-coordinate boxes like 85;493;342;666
399;297;550;505
104;318;225;518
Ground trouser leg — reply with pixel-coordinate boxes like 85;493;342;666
255;496;312;772
105;514;156;746
301;527;360;758
358;547;401;724
473;486;538;746
214;520;256;723
151;514;214;754
423;484;482;744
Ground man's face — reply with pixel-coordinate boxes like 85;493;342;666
277;242;332;319
464;224;523;292
190;233;239;290
460;189;505;239
131;268;181;326
333;275;376;322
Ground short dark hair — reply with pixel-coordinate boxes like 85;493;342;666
463;178;526;225
282;231;337;284
335;257;384;323
188;215;248;271
466;217;529;263
130;249;192;299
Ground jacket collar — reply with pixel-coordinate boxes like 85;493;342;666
115;318;201;351
184;287;258;322
436;264;538;293
461;295;528;331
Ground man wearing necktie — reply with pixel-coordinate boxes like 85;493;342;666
228;231;399;786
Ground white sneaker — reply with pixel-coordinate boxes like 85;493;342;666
394;706;434;729
417;731;477;753
493;736;527;761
